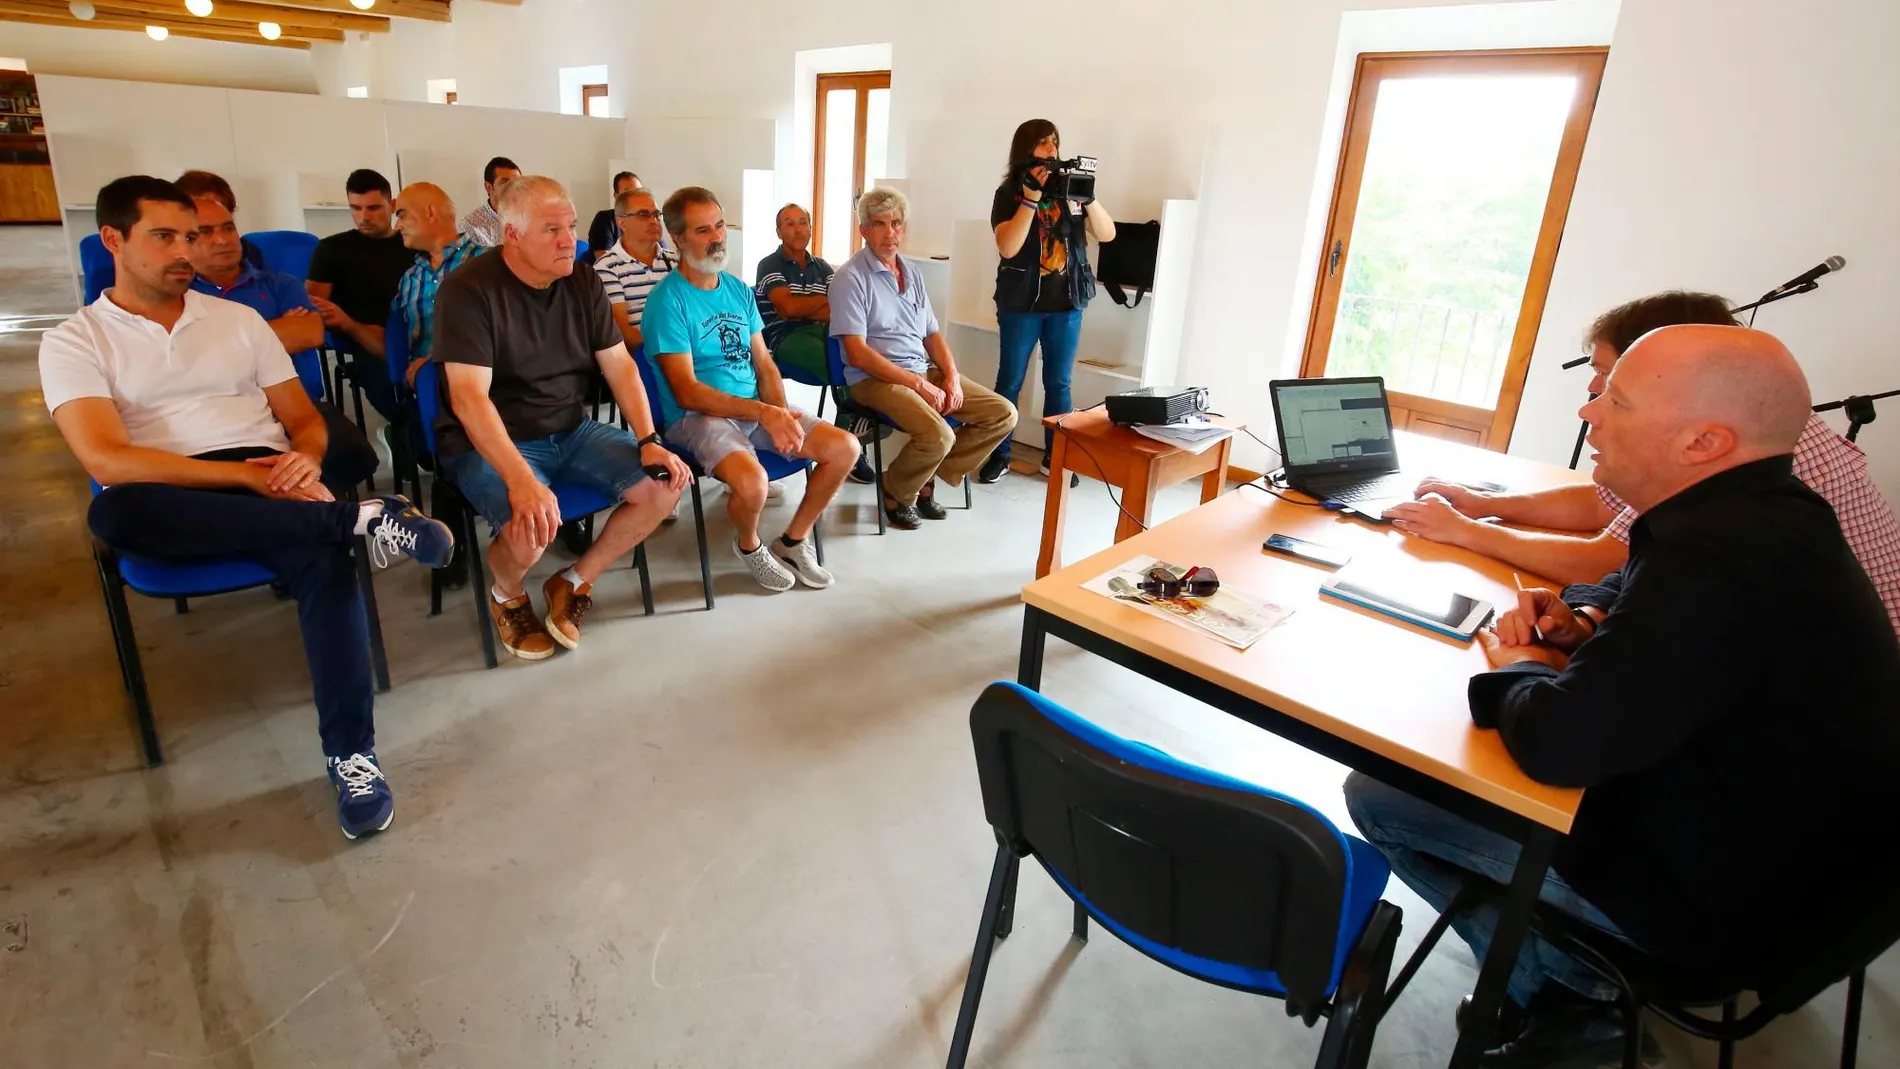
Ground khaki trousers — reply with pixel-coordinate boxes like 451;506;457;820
848;367;1018;505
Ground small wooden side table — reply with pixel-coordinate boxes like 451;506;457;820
1036;409;1244;578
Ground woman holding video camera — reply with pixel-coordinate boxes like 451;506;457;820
977;119;1117;484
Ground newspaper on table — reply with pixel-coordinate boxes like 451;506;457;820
1130;417;1235;455
1083;555;1292;650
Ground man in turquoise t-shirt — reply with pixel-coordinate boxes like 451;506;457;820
644;186;861;593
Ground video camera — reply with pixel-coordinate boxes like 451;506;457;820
1019;155;1097;206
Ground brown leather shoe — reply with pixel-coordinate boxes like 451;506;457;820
541;573;593;650
491;592;556;660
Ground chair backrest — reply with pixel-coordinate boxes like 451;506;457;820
384;306;410;391
79;233;113;305
969;681;1360;1016
824;336;848;388
1759;878;1900;1015
413;354;444;458
630;344;670;434
244;230;319;281
574;238;590;261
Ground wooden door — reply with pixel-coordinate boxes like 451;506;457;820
812;70;891;259
1301;48;1606;449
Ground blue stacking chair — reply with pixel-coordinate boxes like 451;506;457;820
633;345;823;610
574;238;590;261
244;230;319;280
79;233;114;304
414;360;652;668
949;682;1401;1069
817;337;971;535
88;478;392;768
380;307;427;504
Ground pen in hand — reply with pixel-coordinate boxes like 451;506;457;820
1512;571;1545;643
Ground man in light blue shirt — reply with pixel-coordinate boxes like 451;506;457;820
644;186;862;592
831;187;1016;530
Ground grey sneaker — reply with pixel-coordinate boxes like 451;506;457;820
735;537;795;592
769;535;833;588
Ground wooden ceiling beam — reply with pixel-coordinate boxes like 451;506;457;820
0;9;312;46
0;0;342;41
90;0;390;32
267;0;448;21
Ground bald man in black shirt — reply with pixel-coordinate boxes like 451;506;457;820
1347;325;1900;1067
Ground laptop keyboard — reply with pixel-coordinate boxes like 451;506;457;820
1306;473;1414;503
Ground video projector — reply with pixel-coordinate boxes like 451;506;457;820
1103;386;1211;427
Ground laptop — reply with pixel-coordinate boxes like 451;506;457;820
1267;376;1414;519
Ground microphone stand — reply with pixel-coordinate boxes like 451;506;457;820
1561;278;1828;470
1814;389;1900;444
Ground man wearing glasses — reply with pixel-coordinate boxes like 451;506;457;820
593;186;677;352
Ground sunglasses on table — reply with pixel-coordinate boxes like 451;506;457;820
1138;565;1220;600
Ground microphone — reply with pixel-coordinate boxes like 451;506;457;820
1765;255;1845;297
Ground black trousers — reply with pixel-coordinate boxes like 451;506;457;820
89;444;376;759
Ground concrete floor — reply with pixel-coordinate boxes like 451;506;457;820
1;223;1892;1068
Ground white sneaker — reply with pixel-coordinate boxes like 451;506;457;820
373;423;396;475
735;537;795;592
663;497;681;524
769;535;833;589
766;480;786;502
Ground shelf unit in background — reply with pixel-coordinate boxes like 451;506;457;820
944;198;1200;450
0;70;57;223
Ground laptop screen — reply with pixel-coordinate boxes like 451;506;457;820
1270;377;1400;477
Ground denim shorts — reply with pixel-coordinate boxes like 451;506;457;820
443;419;647;527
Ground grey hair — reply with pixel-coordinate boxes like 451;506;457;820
662;185;721;238
496;175;571;235
614;187;656;214
855;187;908;227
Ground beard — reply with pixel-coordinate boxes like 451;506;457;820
685;242;727;273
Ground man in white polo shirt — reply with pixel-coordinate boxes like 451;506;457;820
39;175;455;841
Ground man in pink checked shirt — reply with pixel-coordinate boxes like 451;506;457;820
1382;290;1900;639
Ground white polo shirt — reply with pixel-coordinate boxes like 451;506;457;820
39;290;297;457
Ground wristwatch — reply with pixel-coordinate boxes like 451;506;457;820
637;432;664;448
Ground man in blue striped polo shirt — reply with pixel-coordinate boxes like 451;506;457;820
756;203;874;484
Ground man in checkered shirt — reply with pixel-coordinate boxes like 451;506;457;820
1384;291;1900;637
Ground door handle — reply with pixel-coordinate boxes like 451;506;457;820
1328;238;1343;277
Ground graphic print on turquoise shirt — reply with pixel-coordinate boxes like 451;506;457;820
644;271;765;426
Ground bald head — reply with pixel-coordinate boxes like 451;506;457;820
1624;325;1811;451
394;182;458;253
1581;324;1812;511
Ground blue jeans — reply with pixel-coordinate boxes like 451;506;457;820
992;308;1083;460
443;418;647;529
1343;772;1626;1008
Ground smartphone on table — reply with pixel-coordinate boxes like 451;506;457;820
1263;533;1351;570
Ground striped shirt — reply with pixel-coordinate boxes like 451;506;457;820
593;242;679;330
393;235;483;362
1600;413;1900;636
754;247;833;349
459;201;502;248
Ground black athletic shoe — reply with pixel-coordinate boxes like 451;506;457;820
915;491;948;521
847;455;877;484
977;452;1010;485
1469;994;1660;1068
884;502;923;530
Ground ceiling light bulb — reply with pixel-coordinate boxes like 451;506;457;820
258;21;281;39
349;0;375;9
68;1;95;19
145;24;168;40
185;0;212;15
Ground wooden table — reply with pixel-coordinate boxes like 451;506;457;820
1016;432;1593;1068
1037;408;1243;579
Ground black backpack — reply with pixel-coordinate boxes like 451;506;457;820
1094;219;1160;308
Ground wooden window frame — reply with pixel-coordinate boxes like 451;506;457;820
1299;47;1607;449
581;83;609;118
811;69;891;259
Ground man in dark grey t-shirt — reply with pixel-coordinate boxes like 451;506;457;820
434;176;691;661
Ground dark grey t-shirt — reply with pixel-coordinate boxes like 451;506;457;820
431;249;620;457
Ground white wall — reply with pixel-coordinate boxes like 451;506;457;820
1515;0;1900;502
0;22;316;93
619;0;1619;469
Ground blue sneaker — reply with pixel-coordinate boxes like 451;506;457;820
366;494;454;569
326;752;395;840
